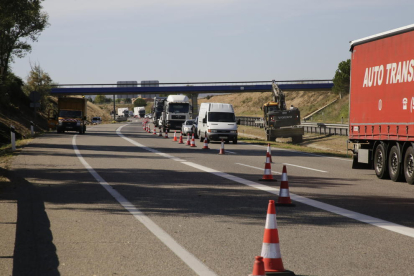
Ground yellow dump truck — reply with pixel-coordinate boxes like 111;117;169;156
57;97;87;134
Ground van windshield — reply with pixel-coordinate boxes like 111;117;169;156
168;103;189;113
208;112;235;122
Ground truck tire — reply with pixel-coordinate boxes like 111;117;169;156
199;132;204;142
403;146;414;184
388;145;403;182
233;138;237;144
374;143;389;179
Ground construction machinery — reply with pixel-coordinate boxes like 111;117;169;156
262;80;303;143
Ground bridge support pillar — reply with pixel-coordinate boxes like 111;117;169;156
191;94;198;118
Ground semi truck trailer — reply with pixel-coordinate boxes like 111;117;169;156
349;24;414;184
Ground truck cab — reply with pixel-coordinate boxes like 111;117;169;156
161;95;190;131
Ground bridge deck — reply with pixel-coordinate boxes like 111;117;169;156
50;80;333;95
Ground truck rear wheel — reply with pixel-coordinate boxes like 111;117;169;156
374;143;389;179
388;145;403;182
403;146;414;184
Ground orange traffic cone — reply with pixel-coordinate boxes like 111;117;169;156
153;127;157;135
267;143;273;163
276;166;295;207
173;131;177;142
190;133;196;147
219;139;225;154
249;256;265;276
202;138;209;149
165;130;169;139
158;128;162;137
186;133;191;146
259;151;276;181
261;200;295;276
178;132;184;144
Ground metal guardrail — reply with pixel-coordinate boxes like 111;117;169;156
237;116;349;136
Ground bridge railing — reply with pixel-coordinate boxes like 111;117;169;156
236;116;348;136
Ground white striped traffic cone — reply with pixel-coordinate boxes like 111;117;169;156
261;200;295;275
159;128;162;137
219;139;225;154
259;151;276;181
202;138;209;149
153;127;157;135
190;133;196;147
186;133;191;146
165;130;169;139
267;143;273;163
173;131;177;141
276;165;295;207
178;132;184;144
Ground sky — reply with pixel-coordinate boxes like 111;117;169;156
10;0;414;84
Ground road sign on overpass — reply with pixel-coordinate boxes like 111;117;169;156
50;80;333;96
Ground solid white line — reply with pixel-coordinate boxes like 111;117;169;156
235;163;282;175
250;144;352;162
116;125;414;239
282;163;327;173
226;150;237;154
72;135;217;276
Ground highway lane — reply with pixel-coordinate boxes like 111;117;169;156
7;120;414;276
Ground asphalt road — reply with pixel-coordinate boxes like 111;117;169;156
2;120;414;276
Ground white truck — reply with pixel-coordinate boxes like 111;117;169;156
160;95;191;131
134;106;146;118
117;107;129;117
198;103;238;144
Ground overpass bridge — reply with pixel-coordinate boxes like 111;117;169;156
50;80;333;96
50;80;333;119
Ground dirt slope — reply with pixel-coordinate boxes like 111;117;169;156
199;91;339;118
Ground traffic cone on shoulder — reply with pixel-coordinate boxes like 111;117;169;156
276;166;295;207
178;132;184;144
190;133;196;147
219;139;225;154
261;200;295;276
249;256;265;276
202;138;209;149
165;130;169;139
173;131;177;141
267;143;273;163
259;151;276;181
186;133;191;146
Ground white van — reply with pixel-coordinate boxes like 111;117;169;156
198;103;238;144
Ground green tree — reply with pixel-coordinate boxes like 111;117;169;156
23;63;53;111
94;95;106;104
0;0;49;86
332;59;351;99
124;98;131;104
133;98;147;107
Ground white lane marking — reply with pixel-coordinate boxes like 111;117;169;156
72;135;217;276
236;163;282;175
250;144;352;162
226;150;236;154
117;125;414;239
282;163;327;173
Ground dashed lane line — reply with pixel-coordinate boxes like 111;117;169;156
115;124;414;239
72;135;218;276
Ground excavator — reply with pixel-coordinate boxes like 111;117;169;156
262;80;304;143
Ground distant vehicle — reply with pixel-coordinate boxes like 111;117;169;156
118;107;128;117
191;117;198;138
181;119;194;135
134;106;146;118
91;117;102;124
56;97;87;134
198;103;238;143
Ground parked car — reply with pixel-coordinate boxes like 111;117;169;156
181;119;194;135
191;117;198;138
91;117;102;124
